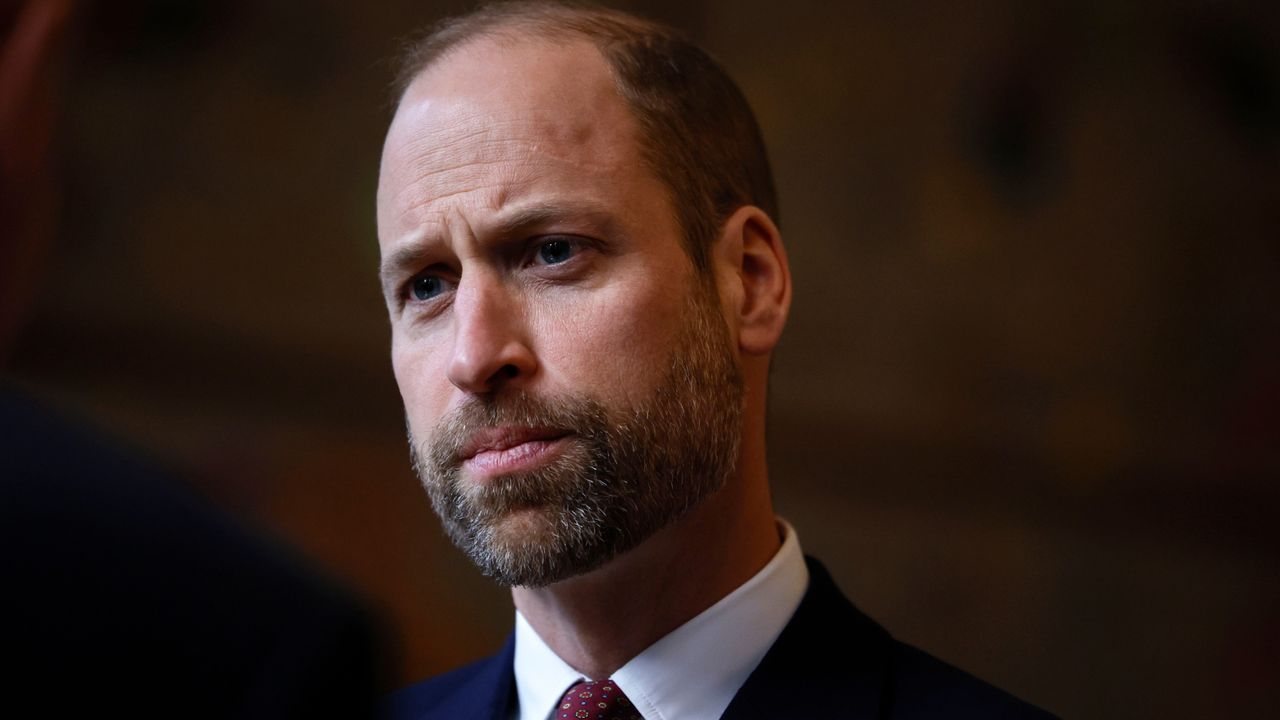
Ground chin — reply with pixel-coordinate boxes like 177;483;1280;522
490;506;556;543
469;512;622;589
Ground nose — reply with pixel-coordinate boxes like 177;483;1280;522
445;273;538;395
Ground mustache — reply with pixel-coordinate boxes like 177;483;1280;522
410;391;622;517
424;391;612;469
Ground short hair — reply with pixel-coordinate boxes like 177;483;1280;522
392;0;778;274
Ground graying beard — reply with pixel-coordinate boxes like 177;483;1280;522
410;420;634;587
406;291;741;587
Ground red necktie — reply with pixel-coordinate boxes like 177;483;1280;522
554;679;640;720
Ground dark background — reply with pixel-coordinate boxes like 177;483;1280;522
7;0;1279;716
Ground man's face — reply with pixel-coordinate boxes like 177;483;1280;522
376;38;743;586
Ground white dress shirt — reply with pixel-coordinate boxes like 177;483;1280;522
512;519;809;720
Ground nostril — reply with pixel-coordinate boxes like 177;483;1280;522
499;364;519;378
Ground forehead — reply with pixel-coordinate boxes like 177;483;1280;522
377;37;660;246
406;34;623;122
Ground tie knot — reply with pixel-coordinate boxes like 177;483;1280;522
555;679;639;720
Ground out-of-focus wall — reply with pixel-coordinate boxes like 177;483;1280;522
8;1;1278;716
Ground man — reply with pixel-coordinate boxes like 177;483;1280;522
377;2;1053;718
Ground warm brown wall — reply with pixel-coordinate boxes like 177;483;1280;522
8;1;1279;717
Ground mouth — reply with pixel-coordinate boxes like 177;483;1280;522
458;426;571;477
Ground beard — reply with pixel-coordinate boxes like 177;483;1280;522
407;282;743;587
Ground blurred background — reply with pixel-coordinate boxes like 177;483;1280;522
4;0;1278;716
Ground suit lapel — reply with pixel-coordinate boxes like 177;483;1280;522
424;634;517;720
720;556;892;720
415;558;890;720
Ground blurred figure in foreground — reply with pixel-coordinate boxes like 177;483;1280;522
1;1;387;715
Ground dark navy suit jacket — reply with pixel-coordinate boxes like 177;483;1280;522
2;388;386;718
389;557;1056;719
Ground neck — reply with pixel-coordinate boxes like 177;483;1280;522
511;437;778;681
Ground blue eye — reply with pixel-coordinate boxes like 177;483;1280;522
537;239;574;265
411;275;445;301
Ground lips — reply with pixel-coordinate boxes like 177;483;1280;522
458;426;571;476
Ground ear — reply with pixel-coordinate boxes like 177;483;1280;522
713;205;792;356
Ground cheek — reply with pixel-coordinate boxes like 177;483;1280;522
391;333;451;435
534;279;687;405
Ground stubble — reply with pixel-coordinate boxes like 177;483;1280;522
408;284;743;587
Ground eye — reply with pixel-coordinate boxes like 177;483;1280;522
410;274;449;301
535;238;576;265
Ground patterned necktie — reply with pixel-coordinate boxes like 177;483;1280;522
554;679;640;720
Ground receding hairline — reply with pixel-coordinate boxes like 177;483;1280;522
392;5;676;103
389;1;780;271
395;32;618;109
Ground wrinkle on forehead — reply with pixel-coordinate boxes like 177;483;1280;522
377;38;644;244
379;113;629;242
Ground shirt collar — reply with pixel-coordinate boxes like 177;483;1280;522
513;519;808;720
513;611;582;720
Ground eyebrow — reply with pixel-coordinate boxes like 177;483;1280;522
378;244;430;301
378;200;620;296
